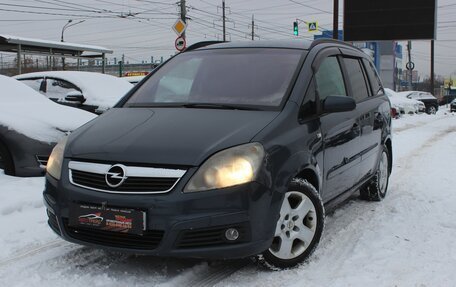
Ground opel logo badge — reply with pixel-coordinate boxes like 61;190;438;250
105;164;127;188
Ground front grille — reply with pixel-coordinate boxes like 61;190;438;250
177;223;249;249
68;161;186;194
47;209;61;235
36;155;49;167
71;170;178;192
63;219;164;250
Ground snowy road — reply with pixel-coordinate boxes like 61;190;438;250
0;110;455;287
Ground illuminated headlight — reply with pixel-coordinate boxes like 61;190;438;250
184;142;265;192
46;136;68;180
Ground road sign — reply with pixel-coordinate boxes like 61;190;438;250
406;62;415;70
175;36;186;52
308;22;318;32
172;19;187;36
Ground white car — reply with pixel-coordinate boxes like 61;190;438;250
14;71;133;114
396;91;438;114
385;88;424;114
0;75;96;176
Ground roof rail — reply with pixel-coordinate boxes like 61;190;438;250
309;38;365;52
310;38;349;49
184;41;226;52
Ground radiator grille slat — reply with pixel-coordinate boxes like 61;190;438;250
70;169;179;193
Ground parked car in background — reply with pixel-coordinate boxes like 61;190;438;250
44;40;392;269
0;75;96;176
439;94;456;105
385;88;424;115
397;91;438;114
14;71;133;114
451;99;456;112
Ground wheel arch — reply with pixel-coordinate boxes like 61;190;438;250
0;134;16;174
294;168;320;192
272;149;322;194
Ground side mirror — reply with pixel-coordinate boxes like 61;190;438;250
64;91;85;104
322;95;356;113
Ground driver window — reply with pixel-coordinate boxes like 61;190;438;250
315;56;347;101
46;78;80;100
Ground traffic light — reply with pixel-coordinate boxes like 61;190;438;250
293;21;298;36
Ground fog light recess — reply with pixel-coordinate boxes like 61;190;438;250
225;228;240;241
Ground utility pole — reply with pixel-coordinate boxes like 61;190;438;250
222;0;226;41
251;14;255;41
180;0;186;40
430;40;435;95
333;0;339;39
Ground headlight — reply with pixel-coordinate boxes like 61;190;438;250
46;136;68;180
184;142;265;192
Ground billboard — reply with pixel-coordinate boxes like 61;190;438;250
344;0;436;41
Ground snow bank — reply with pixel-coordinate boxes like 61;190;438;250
0;75;96;143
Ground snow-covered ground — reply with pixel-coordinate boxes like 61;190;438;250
0;108;455;287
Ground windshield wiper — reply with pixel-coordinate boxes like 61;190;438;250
126;102;260;110
182;103;260;110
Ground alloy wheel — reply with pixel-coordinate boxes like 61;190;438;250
378;151;389;196
269;191;317;260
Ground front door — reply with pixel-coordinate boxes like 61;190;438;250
315;55;361;201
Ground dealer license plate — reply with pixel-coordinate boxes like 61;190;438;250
69;203;145;235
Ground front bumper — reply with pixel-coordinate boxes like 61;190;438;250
43;167;281;259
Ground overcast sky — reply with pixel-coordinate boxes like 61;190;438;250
0;0;455;78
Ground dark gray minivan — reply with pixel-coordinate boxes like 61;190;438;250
44;39;392;269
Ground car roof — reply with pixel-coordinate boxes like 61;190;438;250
192;40;313;51
188;39;361;52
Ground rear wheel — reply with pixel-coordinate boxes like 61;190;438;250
0;141;15;176
261;179;324;269
360;146;390;201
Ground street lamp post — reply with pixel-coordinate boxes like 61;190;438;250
61;19;85;70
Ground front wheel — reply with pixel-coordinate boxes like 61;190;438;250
0;141;15;176
261;179;324;269
426;105;437;114
360;146;390;201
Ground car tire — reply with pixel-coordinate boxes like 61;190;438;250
0;140;15;176
260;178;324;269
426;105;437;114
360;146;390;201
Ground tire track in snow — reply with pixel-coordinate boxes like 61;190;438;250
183;259;252;287
392;114;449;133
388;125;456;224
0;239;71;268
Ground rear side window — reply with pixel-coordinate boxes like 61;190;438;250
315;57;346;101
343;58;370;102
18;78;44;94
362;58;384;96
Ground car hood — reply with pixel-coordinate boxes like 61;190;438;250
66;107;279;166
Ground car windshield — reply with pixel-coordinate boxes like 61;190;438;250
124;48;304;110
